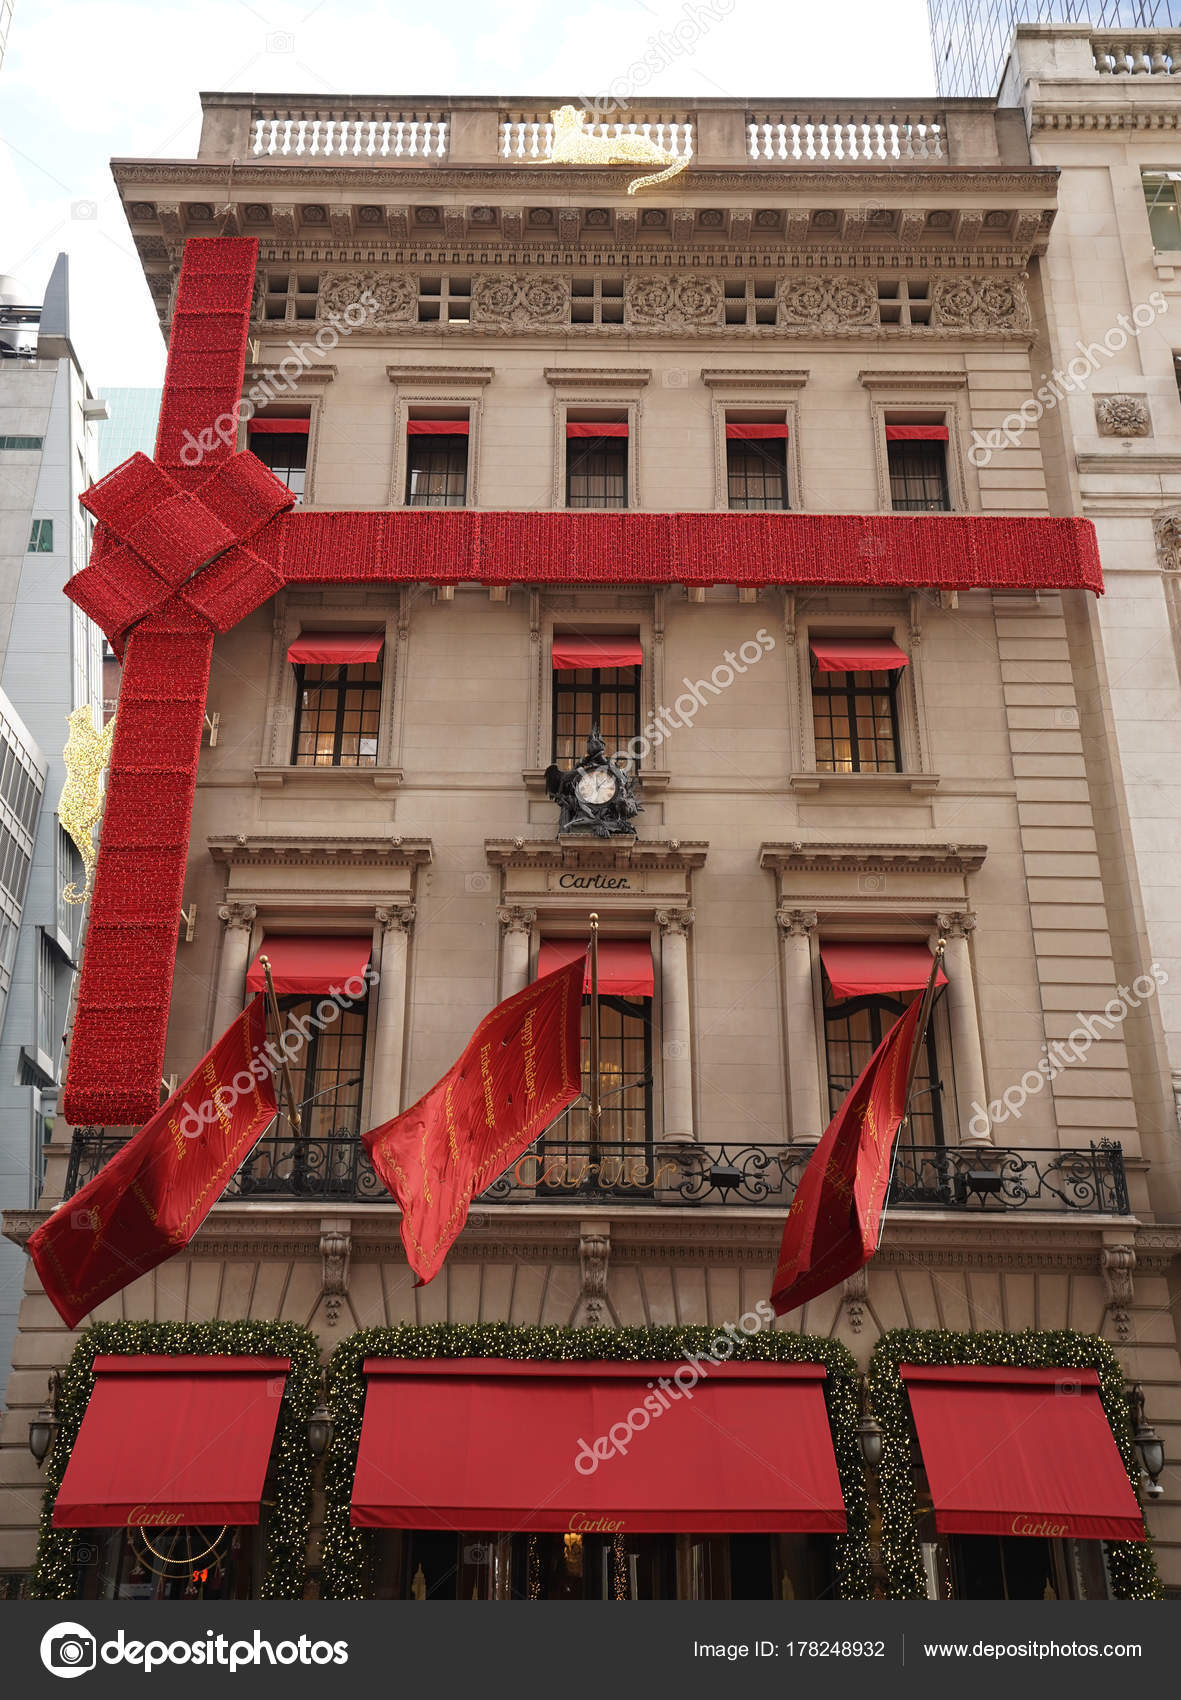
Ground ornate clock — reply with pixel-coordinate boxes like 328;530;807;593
545;726;641;838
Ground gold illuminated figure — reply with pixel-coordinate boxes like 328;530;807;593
547;105;690;194
59;706;116;905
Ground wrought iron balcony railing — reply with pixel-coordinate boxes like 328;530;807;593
62;1128;1131;1215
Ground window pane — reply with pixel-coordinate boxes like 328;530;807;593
406;435;468;507
566;440;628;509
552;665;640;766
811;665;901;774
726;440;788;510
888;440;949;512
292;661;382;768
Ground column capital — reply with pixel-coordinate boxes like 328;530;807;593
937;910;977;939
376;903;416;933
655;907;694;937
776;906;818;939
218;901;257;931
497;904;537;935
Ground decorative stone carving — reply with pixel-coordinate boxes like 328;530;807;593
375;903;416;933
655;907;694;936
1100;1244;1136;1341
218;902;257;932
842;1265;868;1334
497;904;537;935
777;276;878;333
936;910;977;940
574;1229;611;1327
471;272;571;330
1095;394;1151;438
929;276;1031;331
319;1221;352;1328
776;907;818;938
625;273;724;332
318;270;415;329
1153;507;1181;572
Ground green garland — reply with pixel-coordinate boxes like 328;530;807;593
31;1320;321;1601
868;1328;1163;1602
320;1321;872;1601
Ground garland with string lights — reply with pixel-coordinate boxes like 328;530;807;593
30;1320;321;1601
867;1327;1163;1601
319;1321;872;1601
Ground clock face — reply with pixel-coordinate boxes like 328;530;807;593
576;768;617;806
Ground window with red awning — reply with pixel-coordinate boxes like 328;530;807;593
246;935;372;997
885;424;949;440
820;942;948;999
810;636;909;673
538;937;654;998
406;419;470;434
287;631;384;666
725;422;789;439
52;1356;289;1528
552;636;642;670
901;1365;1145;1542
351;1359;847;1533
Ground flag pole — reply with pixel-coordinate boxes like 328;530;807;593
588;912;601;1153
258;954;302;1136
875;936;945;1251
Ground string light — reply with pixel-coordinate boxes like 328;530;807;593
868;1327;1162;1602
31;1320;320;1601
58;706;116;905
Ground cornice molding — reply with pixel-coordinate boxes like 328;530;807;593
543;365;652;388
701;367;809;388
386;363;494;385
859;368;971;390
760;840;987;876
208;833;434;867
243;361;336;385
485;835;708;871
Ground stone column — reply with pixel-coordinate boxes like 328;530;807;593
776;908;824;1147
655;909;695;1144
497;905;537;998
214;903;256;1033
369;905;415;1123
937;912;991;1147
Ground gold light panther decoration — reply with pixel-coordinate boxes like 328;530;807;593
59;705;116;905
547;105;690;194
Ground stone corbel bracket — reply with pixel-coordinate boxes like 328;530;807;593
319;1217;353;1329
572;1224;613;1327
1100;1242;1136;1342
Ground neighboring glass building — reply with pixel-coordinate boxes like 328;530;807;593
96;386;161;476
0;1;14;74
929;0;1181;96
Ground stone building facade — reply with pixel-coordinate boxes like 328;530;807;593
0;89;1177;1603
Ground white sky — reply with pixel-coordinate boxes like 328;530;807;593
0;0;936;386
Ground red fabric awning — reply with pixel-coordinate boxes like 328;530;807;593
810;636;909;673
53;1356;289;1528
407;420;469;434
352;1358;846;1532
248;418;309;434
901;1365;1145;1542
726;423;789;439
538;937;654;997
821;941;947;999
886;424;949;441
552;636;642;669
246;935;372;996
567;422;628;437
287;630;384;665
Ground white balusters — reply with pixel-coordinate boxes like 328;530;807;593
499;112;694;160
250;109;449;159
1092;32;1181;74
748;108;944;162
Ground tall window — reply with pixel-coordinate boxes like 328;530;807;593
823;987;945;1147
725;422;789;510
27;519;53;552
811;661;902;773
406;422;468;507
887;431;950;512
292;661;382;767
1143;170;1181;250
552;664;641;767
566;422;627;509
36;931;58;1066
540;994;653;1193
248;420;308;501
270;991;367;1143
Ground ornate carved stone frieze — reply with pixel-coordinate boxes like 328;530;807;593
777;275;878;333
471;271;571;329
929;275;1030;331
1095;394;1152;438
318;270;416;328
626;272;724;332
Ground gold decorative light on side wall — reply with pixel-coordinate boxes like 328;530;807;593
546;106;690;194
59;705;116;905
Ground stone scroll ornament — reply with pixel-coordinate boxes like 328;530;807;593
61;237;1103;1127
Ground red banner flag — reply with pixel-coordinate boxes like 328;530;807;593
29;998;277;1328
771;993;925;1316
365;955;585;1284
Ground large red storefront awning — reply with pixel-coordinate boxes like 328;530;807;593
351;1358;846;1533
902;1365;1145;1542
53;1356;289;1527
538;937;654;998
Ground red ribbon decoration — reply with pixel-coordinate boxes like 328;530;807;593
62;237;1106;1126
